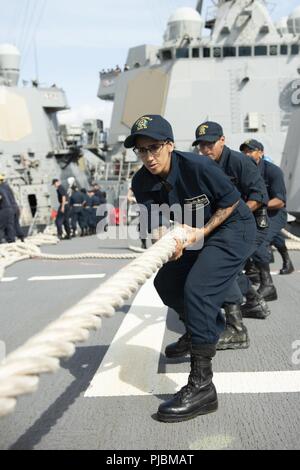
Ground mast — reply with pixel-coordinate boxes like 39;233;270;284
196;1;204;15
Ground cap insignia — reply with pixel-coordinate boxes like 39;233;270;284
134;116;153;131
198;124;209;136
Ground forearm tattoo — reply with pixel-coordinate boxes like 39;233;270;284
204;201;239;236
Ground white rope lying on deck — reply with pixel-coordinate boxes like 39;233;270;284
0;228;187;417
0;234;139;281
0;234;59;281
282;228;300;248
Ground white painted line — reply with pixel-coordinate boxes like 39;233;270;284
85;275;300;398
271;271;300;275
28;274;106;281
85;275;166;397
131;275;165;308
156;371;300;395
1;277;18;282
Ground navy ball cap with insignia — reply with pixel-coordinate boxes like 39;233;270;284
240;139;264;152
192;121;224;146
124;115;174;148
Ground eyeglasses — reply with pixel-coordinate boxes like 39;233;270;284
133;141;168;157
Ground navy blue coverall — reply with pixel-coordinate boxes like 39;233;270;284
1;182;25;241
253;158;287;262
0;186;15;243
55;184;71;238
212;146;269;302
70;190;85;233
80;190;91;231
132;151;256;345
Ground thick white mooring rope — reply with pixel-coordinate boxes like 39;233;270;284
0;228;187;417
282;228;300;248
1;226;300;282
0;224;299;417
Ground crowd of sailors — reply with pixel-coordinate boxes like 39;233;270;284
51;179;107;240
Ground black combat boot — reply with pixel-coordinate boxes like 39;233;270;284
277;246;294;275
157;344;218;422
217;304;249;350
244;259;260;284
241;285;271;319
165;331;192;358
268;245;275;263
256;262;278;301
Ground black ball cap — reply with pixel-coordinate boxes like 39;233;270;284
124;115;174;148
192;121;224;146
240;139;264;152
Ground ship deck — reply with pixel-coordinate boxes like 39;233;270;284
0;233;300;450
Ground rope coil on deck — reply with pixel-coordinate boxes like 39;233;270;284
0;227;187;417
0;234;140;281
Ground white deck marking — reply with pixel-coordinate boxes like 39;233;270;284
28;274;106;281
1;277;18;282
156;371;300;395
85;275;166;397
85;276;300;398
271;270;300;275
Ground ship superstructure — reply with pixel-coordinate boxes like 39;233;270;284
0;44;102;226
98;0;300;166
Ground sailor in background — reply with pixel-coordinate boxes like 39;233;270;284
93;184;107;205
0;174;24;242
249;153;294;275
191;121;270;351
240;139;294;280
125;114;256;422
69;185;85;237
52;179;71;240
80;188;91;237
0;176;15;243
93;184;108;232
87;189;101;235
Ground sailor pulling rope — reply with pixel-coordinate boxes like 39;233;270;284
0;227;187;417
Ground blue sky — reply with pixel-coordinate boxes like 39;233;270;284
1;0;299;128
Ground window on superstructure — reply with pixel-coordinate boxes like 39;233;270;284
223;47;236;57
254;46;267;56
238;46;252;57
203;47;211;58
213;47;222;58
269;45;278;56
280;45;288;55
176;48;189;59
291;44;299;55
161;49;172;61
192;48;200;58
